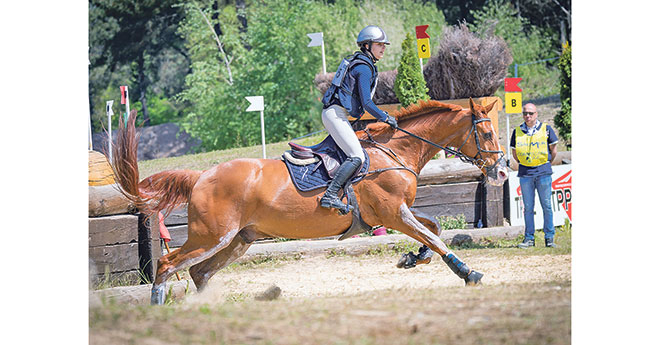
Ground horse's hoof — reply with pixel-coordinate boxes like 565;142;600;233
396;252;417;269
416;256;432;265
151;285;166;305
464;270;483;286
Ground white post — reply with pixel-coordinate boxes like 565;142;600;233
506;114;511;164
245;96;266;159
419;58;424;80
260;110;266;159
125;92;130;124
106;100;114;161
88;113;93;151
321;33;327;75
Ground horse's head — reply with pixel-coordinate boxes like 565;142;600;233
454;98;508;186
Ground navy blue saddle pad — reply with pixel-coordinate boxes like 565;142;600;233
283;136;369;192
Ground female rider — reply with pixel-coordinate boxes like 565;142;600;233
319;25;398;214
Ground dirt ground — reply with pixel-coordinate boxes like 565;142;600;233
90;246;571;345
183;251;570;303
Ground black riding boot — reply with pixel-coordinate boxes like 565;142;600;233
320;156;362;214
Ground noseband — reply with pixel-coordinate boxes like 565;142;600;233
395;114;504;173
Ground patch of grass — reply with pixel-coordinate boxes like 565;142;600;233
90;281;571;345
436;214;467;230
326;248;348;258
223;254;304;273
390;239;420;254
450;220;572;255
92;266;148;290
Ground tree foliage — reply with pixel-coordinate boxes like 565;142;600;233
394;33;429;108
88;0;188;131
554;43;571;148
468;0;558;98
88;0;569;153
177;0;446;151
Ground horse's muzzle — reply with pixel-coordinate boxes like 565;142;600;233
485;157;508;186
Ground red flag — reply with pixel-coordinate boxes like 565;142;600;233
504;78;522;92
415;25;430;39
158;212;171;242
120;86;128;104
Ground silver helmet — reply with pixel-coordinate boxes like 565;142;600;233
356;25;390;46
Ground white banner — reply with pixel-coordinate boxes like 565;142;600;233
508;164;572;229
245;96;264;112
307;32;323;47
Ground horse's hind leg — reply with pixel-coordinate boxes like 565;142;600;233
188;235;251;292
394;203;483;285
396;208;439;269
151;228;240;305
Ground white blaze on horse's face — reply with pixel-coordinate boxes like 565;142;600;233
479;120;508;186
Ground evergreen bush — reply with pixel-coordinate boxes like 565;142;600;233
394;33;429;108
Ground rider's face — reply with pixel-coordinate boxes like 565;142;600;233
371;42;386;60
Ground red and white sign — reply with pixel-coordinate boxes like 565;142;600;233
120;85;128;104
509;164;572;228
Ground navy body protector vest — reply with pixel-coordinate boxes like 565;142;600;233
321;52;378;119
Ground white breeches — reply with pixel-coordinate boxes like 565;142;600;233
321;105;365;162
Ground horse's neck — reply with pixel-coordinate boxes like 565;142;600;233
387;110;468;173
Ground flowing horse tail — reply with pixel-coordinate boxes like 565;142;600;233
111;110;202;218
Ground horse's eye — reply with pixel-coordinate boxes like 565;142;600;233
483;132;493;141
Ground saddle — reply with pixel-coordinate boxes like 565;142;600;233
282;135;372;240
282;135;369;192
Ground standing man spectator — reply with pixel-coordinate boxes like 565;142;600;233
511;103;559;248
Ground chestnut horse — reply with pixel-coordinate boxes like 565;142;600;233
112;99;508;305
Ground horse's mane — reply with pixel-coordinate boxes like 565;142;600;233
357;100;463;139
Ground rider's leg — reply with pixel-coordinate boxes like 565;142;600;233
320;105;365;213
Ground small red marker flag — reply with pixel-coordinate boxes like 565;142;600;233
415;25;429;39
504;78;522;92
120;86;128;104
158;212;171;242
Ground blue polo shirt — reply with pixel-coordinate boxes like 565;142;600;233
510;121;559;177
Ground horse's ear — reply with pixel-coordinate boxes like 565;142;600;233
484;100;497;114
468;97;476;112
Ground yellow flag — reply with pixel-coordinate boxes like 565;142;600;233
505;93;522;114
416;38;430;59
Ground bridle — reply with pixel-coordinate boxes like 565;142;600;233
393;114;505;174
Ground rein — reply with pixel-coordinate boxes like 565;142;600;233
354;114;504;179
391;114;504;172
357;130;419;179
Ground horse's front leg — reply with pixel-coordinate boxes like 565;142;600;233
394;203;483;285
396;208;439;269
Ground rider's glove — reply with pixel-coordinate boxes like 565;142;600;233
384;114;398;129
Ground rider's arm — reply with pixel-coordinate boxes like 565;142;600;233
352;64;388;122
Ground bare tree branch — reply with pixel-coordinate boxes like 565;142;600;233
194;3;234;85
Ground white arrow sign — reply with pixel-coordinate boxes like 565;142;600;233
245;96;264;112
245;96;267;158
106;100;114;116
307;32;323;47
306;32;326;74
